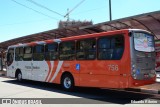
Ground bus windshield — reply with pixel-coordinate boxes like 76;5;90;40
134;32;155;52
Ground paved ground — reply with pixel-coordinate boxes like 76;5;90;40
0;77;160;107
0;70;160;107
1;70;160;94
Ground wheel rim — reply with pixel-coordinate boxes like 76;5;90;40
18;73;22;81
63;77;72;89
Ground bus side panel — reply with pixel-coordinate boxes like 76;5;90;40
78;60;129;88
119;32;131;88
77;60;121;88
49;61;80;86
78;32;131;88
31;61;49;81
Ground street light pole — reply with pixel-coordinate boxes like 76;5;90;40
109;0;112;21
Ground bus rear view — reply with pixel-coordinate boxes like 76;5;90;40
129;30;156;87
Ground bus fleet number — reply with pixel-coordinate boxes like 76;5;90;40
108;64;119;71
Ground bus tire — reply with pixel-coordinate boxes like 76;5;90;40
16;71;22;82
61;73;74;91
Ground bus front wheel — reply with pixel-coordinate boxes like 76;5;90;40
61;74;74;91
16;72;22;81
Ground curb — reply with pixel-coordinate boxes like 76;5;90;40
125;88;160;94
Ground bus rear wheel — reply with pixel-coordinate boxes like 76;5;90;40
61;74;74;91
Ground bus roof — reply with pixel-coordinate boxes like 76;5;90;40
8;29;151;49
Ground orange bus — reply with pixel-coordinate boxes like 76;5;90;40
6;29;156;91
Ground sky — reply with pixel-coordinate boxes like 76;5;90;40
0;0;160;42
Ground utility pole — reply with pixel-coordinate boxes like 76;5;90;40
109;0;112;21
67;8;70;21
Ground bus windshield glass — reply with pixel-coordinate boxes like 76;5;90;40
134;32;155;52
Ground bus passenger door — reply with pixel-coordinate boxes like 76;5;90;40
15;47;29;79
6;48;15;77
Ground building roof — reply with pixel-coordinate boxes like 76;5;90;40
80;10;160;39
0;10;160;51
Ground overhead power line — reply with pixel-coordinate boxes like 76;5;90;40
26;0;64;17
64;0;86;18
11;0;59;20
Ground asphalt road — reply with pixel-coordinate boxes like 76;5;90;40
0;77;160;107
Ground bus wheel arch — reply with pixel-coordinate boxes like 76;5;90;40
61;71;74;91
15;69;22;81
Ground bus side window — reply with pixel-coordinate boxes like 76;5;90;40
23;47;32;61
98;37;112;60
33;45;44;61
59;41;75;60
98;35;124;60
45;43;58;60
15;47;23;61
111;36;124;60
7;48;14;66
76;38;96;60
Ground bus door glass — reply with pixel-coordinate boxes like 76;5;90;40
33;44;45;81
